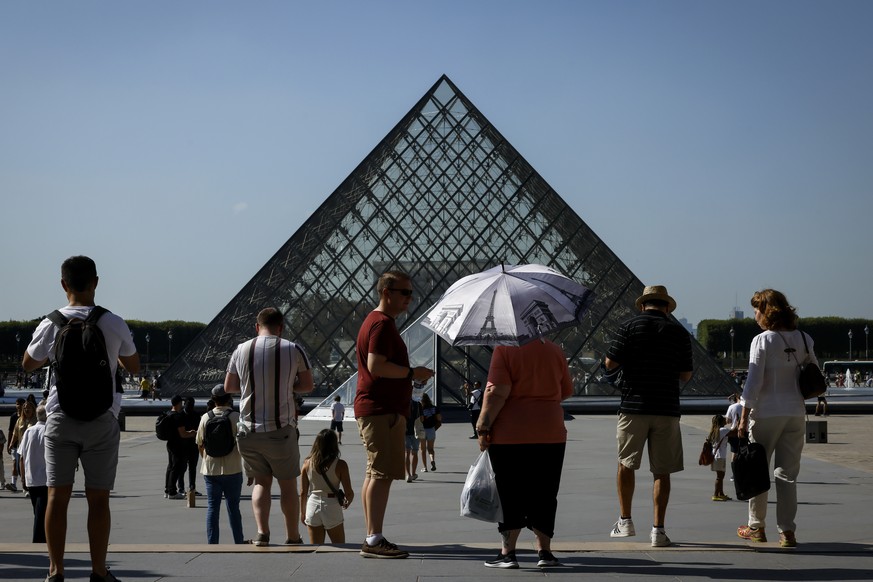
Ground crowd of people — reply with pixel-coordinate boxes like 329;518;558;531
1;256;821;577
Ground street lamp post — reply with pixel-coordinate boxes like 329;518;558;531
167;330;174;364
145;333;151;372
848;330;853;360
865;325;870;360
729;326;735;371
15;331;21;363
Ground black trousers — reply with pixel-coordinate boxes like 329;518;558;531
165;442;187;495
488;442;566;538
29;485;48;543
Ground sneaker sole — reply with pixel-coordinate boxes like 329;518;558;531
537;560;561;567
484;562;519;569
610;531;635;538
360;551;409;559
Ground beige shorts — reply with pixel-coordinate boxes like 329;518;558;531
616;413;684;475
711;458;727;473
237;424;300;481
357;413;406;480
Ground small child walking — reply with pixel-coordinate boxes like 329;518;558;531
300;429;354;544
708;414;733;501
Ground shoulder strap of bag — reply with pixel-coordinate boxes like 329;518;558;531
775;331;805;370
316;462;343;499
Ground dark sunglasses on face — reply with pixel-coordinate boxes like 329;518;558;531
388;288;414;296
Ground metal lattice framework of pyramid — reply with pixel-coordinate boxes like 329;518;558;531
161;75;736;403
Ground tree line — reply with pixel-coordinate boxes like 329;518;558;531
698;317;873;365
0;319;206;370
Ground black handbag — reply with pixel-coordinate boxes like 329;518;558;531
796;332;826;400
777;330;826;400
731;438;770;501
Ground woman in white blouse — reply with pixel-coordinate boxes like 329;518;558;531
737;289;815;548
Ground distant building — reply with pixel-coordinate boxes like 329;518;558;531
729;308;744;320
677;317;696;338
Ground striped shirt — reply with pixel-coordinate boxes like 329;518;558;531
227;335;311;433
606;310;693;417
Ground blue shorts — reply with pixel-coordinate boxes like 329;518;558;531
405;435;418;451
424;427;436;441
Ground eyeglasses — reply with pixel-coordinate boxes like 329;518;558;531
387;288;414;296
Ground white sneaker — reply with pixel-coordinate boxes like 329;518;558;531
610;518;635;537
651;528;671;547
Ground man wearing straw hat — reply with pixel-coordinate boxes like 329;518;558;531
604;285;693;548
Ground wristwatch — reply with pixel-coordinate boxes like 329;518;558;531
406;367;415;380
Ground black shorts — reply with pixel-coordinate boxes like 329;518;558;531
330;420;343;433
727;435;740;454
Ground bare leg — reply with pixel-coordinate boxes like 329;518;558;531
362;477;392;535
426;439;435;464
500;528;521;553
277;478;300;542
85;488;112;577
325;523;346;543
307;525;325;544
652;473;670;527
419;440;427;470
715;470;725;497
532;527;552;552
46;485;73;577
361;477;370;531
251;474;273;535
616;463;635;518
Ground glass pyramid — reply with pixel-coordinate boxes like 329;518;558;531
162;75;736;403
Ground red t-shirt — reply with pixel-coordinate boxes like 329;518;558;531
354;310;411;417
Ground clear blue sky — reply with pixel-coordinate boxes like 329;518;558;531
3;1;872;328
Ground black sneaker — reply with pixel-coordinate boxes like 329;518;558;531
537;549;561;567
360;538;409;559
484;551;519;569
89;568;121;582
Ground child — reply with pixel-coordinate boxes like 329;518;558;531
708;414;733;501
300;429;354;544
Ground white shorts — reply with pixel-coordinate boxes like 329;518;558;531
304;493;344;529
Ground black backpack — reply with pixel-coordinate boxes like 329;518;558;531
203;409;236;457
46;306;116;421
155;410;177;441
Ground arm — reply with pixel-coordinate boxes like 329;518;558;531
22;352;46;373
604;356;621;371
118;353;141;375
476;381;511;451
299;460;310;524
367;353;434;383
336;460;354;509
679;370;693;383
293;369;315;394
224;372;241;394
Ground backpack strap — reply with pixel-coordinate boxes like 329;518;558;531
46;310;68;327
86;305;109;324
207;410;216;420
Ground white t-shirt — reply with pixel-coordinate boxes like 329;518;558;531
27;305;136;418
725;402;743;429
713;425;731;460
469;389;483;411
19;421;48;487
330;401;345;422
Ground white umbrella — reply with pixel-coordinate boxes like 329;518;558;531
420;264;594;347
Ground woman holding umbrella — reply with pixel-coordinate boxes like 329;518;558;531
476;339;573;569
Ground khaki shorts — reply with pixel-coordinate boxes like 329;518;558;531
357;413;406;480
616;413;684;475
237;424;300;481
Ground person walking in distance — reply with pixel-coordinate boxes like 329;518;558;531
355;271;434;558
22;255;140;582
330;396;345;445
224;307;314;547
604;285;693;547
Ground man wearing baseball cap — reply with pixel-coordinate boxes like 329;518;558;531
604;285;693;547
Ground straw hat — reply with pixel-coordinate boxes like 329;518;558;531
635;285;677;313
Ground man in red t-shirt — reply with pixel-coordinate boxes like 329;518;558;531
355;271;433;559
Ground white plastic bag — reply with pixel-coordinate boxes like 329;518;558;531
460;450;503;523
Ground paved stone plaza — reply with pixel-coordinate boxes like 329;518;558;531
1;411;872;581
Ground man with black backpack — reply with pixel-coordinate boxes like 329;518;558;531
22;255;140;582
195;385;245;544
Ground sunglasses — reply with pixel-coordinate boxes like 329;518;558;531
387;288;414;296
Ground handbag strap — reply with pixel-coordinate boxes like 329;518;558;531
775;330;807;370
315;462;343;500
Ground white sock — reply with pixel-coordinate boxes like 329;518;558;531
366;533;384;545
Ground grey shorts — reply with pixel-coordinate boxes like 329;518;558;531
45;410;120;490
616;412;684;475
237;424;300;481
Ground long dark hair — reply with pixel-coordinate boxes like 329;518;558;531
307;429;340;474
